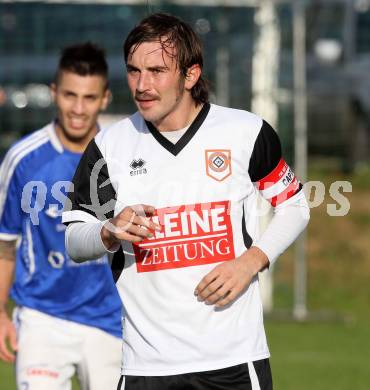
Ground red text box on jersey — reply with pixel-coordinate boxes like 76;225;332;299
133;200;235;272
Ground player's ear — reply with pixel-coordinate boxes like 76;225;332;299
100;89;111;111
184;64;201;90
50;83;57;102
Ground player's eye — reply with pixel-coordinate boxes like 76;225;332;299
127;67;139;74
63;90;80;100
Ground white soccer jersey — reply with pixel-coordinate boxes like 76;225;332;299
63;103;302;376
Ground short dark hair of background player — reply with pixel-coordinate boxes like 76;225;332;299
55;42;109;89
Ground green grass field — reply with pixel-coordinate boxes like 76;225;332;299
1;164;369;389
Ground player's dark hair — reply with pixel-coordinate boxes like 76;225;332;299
55;42;108;89
124;13;209;106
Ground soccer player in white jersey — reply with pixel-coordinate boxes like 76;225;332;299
0;43;122;389
63;14;310;390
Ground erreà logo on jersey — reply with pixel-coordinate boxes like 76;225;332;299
205;150;232;181
130;158;147;176
133;200;235;272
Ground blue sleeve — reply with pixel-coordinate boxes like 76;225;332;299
0;153;23;239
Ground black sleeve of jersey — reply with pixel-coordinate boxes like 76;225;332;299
66;139;117;222
248;120;282;182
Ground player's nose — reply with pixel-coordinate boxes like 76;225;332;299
136;71;151;92
71;98;85;114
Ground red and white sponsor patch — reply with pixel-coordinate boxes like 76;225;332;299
133;201;235;272
255;158;301;206
27;367;59;379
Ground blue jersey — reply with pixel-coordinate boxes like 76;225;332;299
0;123;122;338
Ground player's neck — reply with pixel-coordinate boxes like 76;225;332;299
55;123;97;153
154;97;203;132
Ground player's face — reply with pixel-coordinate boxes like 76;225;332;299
51;71;109;144
126;41;194;130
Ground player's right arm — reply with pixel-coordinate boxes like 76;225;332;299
63;138;160;261
66;205;160;262
0;240;18;363
0;142;26;362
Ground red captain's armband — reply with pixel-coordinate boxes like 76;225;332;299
255;159;301;207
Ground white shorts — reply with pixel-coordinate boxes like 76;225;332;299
14;307;122;390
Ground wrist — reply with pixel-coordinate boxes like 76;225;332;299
0;301;9;317
239;247;270;277
101;222;119;250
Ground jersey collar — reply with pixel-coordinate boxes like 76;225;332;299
49;119;101;154
145;102;210;156
48;121;64;153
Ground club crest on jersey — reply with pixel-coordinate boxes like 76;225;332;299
205;149;232;182
130;158;147;176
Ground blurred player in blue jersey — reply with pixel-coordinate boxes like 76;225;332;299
0;43;122;389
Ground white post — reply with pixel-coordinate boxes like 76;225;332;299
293;0;308;321
216;15;230;106
251;0;280;313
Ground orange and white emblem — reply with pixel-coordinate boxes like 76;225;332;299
205;149;232;182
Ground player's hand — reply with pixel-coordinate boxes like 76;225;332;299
0;311;17;363
101;204;161;249
194;247;269;307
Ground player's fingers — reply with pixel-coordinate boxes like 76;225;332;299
0;335;15;362
204;281;235;305
116;230;145;243
130;204;157;220
194;269;221;297
196;277;225;302
108;221;146;241
215;288;239;308
113;222;157;240
118;206;160;232
137;204;156;216
125;224;154;239
132;215;161;231
116;206;141;224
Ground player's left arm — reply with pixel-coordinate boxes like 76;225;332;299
195;246;268;307
195;120;310;307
